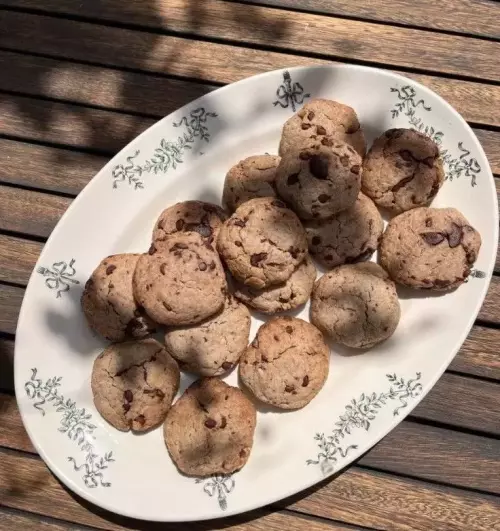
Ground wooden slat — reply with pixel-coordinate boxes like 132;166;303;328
475;130;500;176
0;284;23;335
412;373;500;435
0;339;14;391
362;421;500;494
0;508;78;531
227;0;500;40
0;186;71;239
478;276;500;325
450;325;500;380
0;137;106;196
2;49;500;132
2;2;500;83
0;235;43;286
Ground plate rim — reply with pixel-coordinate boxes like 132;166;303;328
14;63;499;522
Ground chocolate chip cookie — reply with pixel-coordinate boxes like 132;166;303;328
275;139;362;220
222;154;281;212
82;254;155;342
217;197;308;289
153;201;227;246
91;339;180;432
305;193;384;269
133;233;226;326
234;255;316;314
279;99;366;158
239;317;330;409
164;378;257;476
311;263;400;348
379;207;482;290
164;295;251;376
362;128;445;213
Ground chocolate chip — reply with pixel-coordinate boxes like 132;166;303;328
135;415;146;426
339;155;350;167
124;390;133;402
194;224;212;238
108;283;114;289
204;418;217;429
425;218;433;227
302;375;309;387
220;416;227;429
309;155;329;179
387;129;404;139
299;151;311;160
239;448;247;458
222;361;233;371
287;173;300;186
162;302;173;311
262;354;269;362
392;175;415;193
250;252;267;266
399;150;413;162
422;156;435;168
350;165;361;175
106;265;116;275
209;260;216;270
318;193;330;203
447;223;463;248
157;220;164;230
148;243;156;255
175;219;185;231
421;232;446;245
301;123;311;130
311;236;321;246
279;296;289;303
160;263;167;275
170;242;188;251
284;385;295;393
199;262;207;271
272;200;286;208
307;111;315;120
286;326;293;334
145;388;165;399
123;403;131;413
233;219;246;227
316;125;326;135
321;137;334;147
235;241;243;247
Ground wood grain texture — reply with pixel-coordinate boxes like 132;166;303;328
361;421;500;494
228;0;500;39
0;339;14;391
2;1;500;83
449;325;500;380
412;373;500;435
0;186;71;239
478;276;500;325
0;285;23;335
0;137;106;196
0;235;43;285
0;508;80;531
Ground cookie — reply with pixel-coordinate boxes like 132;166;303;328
379;207;482;290
279;99;366;158
311;263;400;348
276;139;362;220
362;128;445;213
164;295;251;376
153;201;227;246
91;339;180;432
81;254;155;342
164;378;257;476
217;197;308;289
305;193;384;269
239;317;329;409
234;255;316;314
222;155;281;212
133;233;226;326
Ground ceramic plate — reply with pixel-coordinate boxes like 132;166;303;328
15;65;498;522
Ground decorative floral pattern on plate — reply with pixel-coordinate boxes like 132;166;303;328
273;70;310;112
25;369;114;488
390;86;481;186
37;259;80;298
196;474;235;511
307;372;423;475
112;108;218;189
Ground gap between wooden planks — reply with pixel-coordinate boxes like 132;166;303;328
1;1;500;84
0;400;499;530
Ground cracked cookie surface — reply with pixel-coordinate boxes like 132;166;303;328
164;378;257;476
362;128;445;213
91;338;180;432
153;201;227;246
81;253;155;342
311;262;400;348
276;139;362;220
217;197;307;289
164;295;251;376
279;98;366;158
305;193;383;269
234;255;316;314
379;207;482;290
134;232;226;326
222;154;281;212
239;317;329;409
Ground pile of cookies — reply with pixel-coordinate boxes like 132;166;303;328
82;98;482;477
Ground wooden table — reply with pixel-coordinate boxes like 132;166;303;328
0;2;499;530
